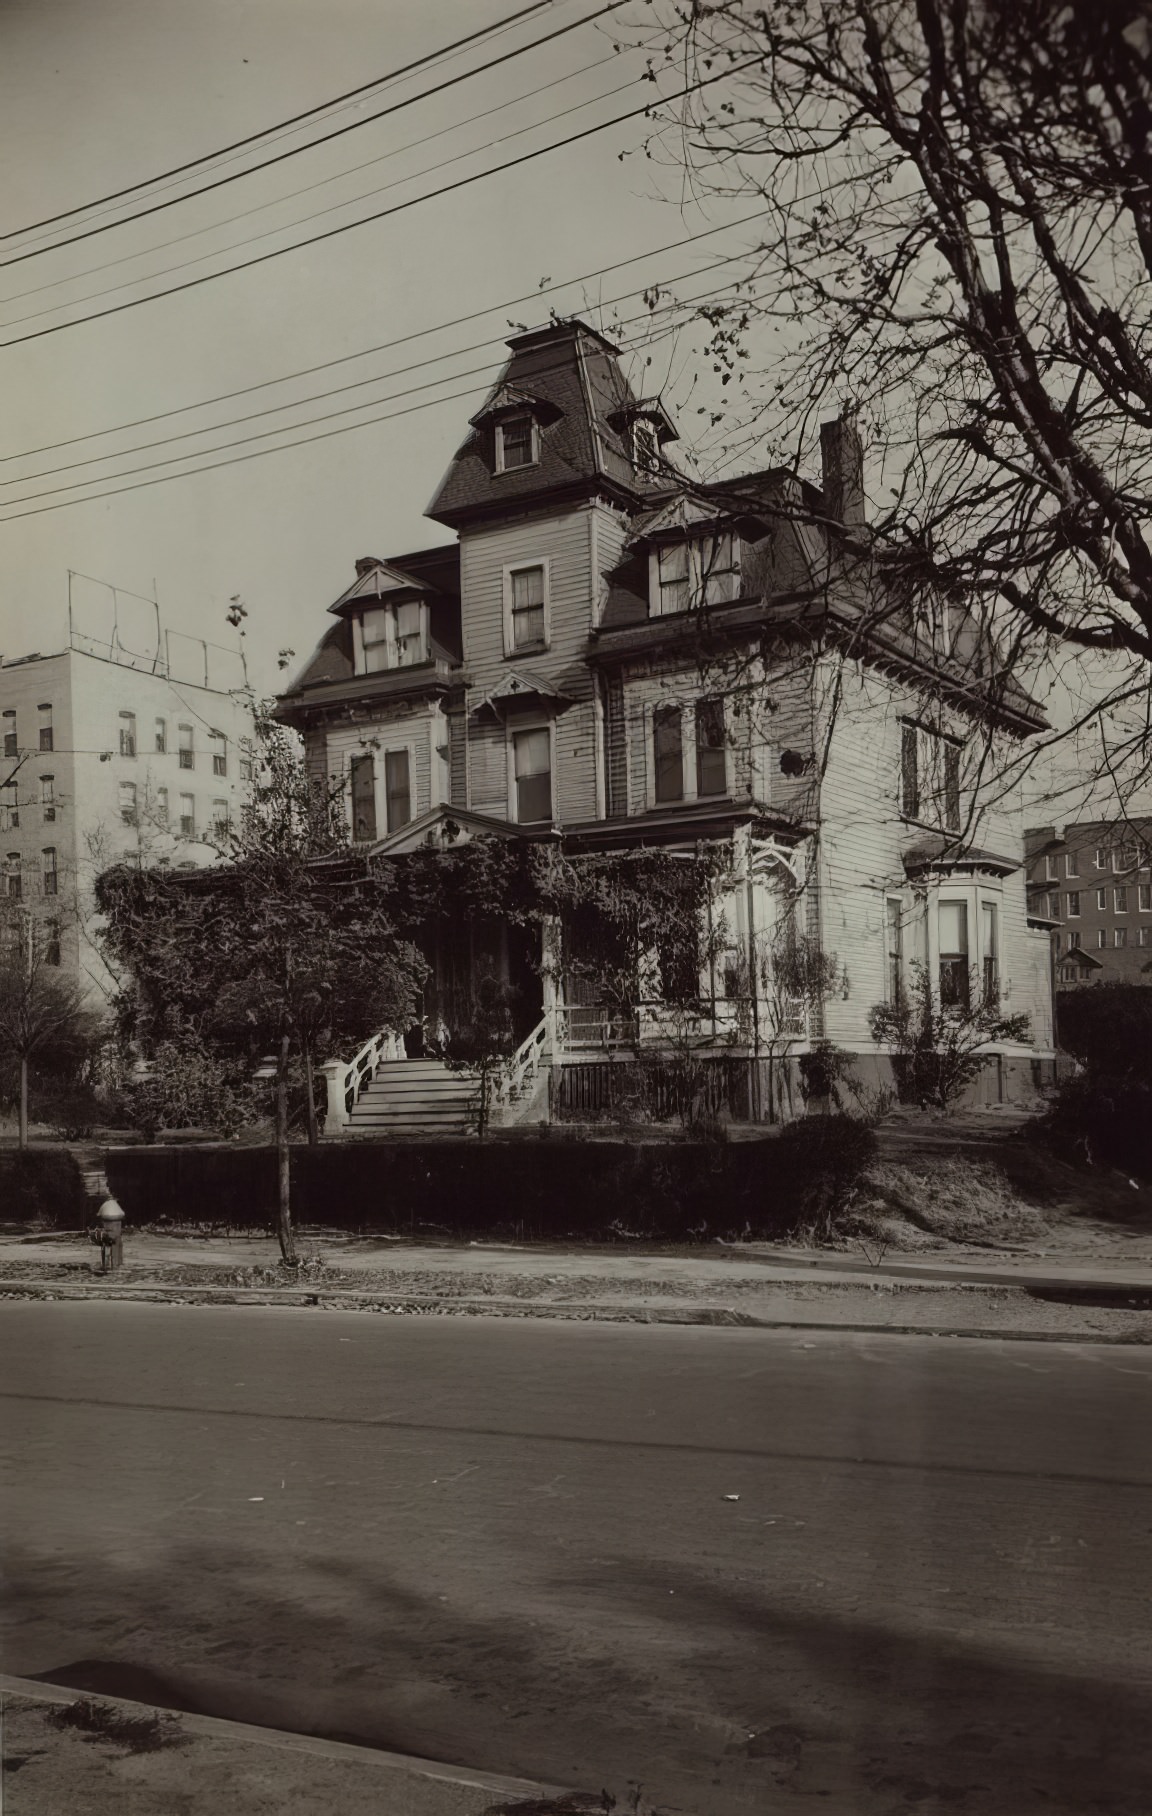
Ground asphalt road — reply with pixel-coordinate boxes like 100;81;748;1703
2;1304;1151;1816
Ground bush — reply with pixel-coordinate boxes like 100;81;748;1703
771;1114;878;1237
1056;984;1152;1081
1041;1073;1152;1180
0;1149;89;1228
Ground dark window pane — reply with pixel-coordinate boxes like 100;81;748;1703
350;754;377;842
901;724;919;818
385;749;411;834
944;742;961;828
39;728;53;752
654;705;683;803
695;699;726;796
517;769;551;823
500;416;535;468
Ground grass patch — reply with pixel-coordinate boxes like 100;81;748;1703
47;1698;190;1753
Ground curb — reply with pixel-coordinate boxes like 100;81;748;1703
0;1672;573;1801
2;1277;1151;1343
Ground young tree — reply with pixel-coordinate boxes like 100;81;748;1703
97;710;426;1264
631;0;1152;786
869;961;1030;1110
0;911;98;1148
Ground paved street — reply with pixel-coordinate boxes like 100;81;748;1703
2;1304;1152;1814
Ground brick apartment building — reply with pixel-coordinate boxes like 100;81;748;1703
1025;819;1152;987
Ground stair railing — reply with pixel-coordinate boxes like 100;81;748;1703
491;1017;549;1125
320;1028;405;1135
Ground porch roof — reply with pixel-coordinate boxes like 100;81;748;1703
558;798;811;851
902;839;1020;879
366;802;520;857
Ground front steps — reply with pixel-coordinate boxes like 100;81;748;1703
344;1059;479;1138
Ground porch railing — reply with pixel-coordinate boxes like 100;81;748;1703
491;1017;549;1123
320;1028;405;1135
555;997;807;1052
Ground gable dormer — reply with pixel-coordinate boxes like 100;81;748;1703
425;317;678;528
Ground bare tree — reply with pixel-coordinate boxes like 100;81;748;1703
625;0;1152;791
0;911;96;1148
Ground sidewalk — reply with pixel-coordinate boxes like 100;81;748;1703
3;1229;1152;1342
0;1674;584;1816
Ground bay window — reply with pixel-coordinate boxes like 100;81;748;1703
938;900;969;1007
981;902;998;1003
885;898;904;1004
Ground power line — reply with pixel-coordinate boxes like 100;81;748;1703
0;301;733;523
0;1;625;270
0;212;765;463
0;64;753;350
2;66;650;328
0;0;561;244
2;37;641;307
2;259;751;489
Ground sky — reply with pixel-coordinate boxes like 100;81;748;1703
0;0;749;694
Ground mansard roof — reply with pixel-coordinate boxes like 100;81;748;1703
425;317;676;527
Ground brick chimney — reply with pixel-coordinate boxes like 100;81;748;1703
820;411;866;527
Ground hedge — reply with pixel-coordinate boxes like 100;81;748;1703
0;1150;89;1228
102;1123;872;1243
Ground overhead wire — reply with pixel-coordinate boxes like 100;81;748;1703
0;1;627;269
0;283;750;522
0;0;562;244
0;211;766;464
1;34;652;308
2;251;755;487
0;61;757;348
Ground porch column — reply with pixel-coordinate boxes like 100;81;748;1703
540;913;562;1053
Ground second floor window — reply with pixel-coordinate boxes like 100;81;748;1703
361;601;426;672
653;705;684;804
350;754;376;843
2;711;15;758
513;727;551;823
41;847;57;896
211;732;227;776
695;698;727;797
385;749;411;834
900;723;961;831
38;704;52;752
508;566;546;651
119;781;137;826
179;794;195;836
119;711;136;757
1067;891;1080;917
179;724;194;768
40;776;54;822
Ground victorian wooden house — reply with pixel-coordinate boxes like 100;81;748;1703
276;318;1056;1133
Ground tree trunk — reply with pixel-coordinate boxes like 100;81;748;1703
274;1032;297;1266
18;1054;28;1150
303;1045;319;1147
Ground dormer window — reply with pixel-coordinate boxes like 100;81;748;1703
633;419;659;471
360;600;429;672
496;413;537;472
650;532;742;617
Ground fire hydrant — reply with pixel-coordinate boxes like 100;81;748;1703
95;1200;125;1273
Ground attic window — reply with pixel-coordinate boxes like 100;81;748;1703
360;601;428;672
633;419;659;471
496;414;537;472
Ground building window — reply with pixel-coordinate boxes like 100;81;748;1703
350;755;376;842
154;717;167;754
938;900;969;1008
1060;964;1077;984
178;724;194;769
1068;931;1081;949
1053;932;1061;953
1048;891;1060;918
385;749;411;834
1141;927;1151;947
1140;883;1151;912
37;704;52;752
1115;927;1128;949
1097;928;1108;949
119;711;136;757
654;542;690;616
1065;852;1079;877
212;799;229;836
1096;887;1108;910
4;854;20;901
210;732;227;776
633;418;659;470
1095;846;1108;868
695;699;727;797
40;776;55;822
886;898;904;1005
1066;891;1080;917
119;781;137;826
1045;855;1059;880
495;414;536;472
179;794;195;837
44;919;60;966
361;601;427;672
699;532;741;605
156;786;169;826
41;847;57;896
2;711;15;758
512;727;551;823
1115;887;1128;912
651;535;741;617
982;902;998;1003
0;782;18;831
507;564;547;652
900;723;962;831
653;705;684;804
239;745;253;783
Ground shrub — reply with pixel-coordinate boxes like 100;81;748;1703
1055;984;1152;1082
772;1113;878;1237
0;1149;88;1227
1040;1073;1152;1180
